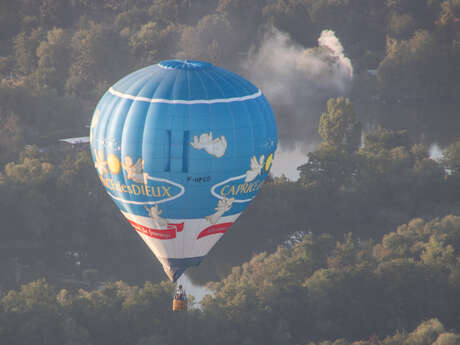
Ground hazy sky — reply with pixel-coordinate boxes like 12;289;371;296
271;146;309;180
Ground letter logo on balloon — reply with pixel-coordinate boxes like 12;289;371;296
103;176;185;204
211;175;264;203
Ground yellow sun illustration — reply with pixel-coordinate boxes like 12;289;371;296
107;154;121;174
265;153;273;172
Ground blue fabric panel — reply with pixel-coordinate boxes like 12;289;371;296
158;256;204;282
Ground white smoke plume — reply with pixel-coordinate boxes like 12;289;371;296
244;28;353;151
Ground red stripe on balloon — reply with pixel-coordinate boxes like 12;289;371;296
128;220;184;240
197;222;233;239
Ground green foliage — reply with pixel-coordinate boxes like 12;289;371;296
14;28;44;75
299;97;360;194
128;22;180;66
438;0;460;26
1;213;460;344
405;318;445;345
34;28;71;91
421;235;456;268
362;127;410;153
442;140;460;175
0;111;25;164
388;12;417;39
298;143;356;191
66;21;128;97
0;1;22;42
262;0;316;46
4;157;54;186
433;332;460;345
0;80;83;141
0;279;64;345
297;115;450;239
376;29;456;101
39;0;72;29
318;98;361;152
201;214;460;344
177;14;233;64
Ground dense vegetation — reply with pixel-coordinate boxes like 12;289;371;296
2;215;460;344
1;0;460;343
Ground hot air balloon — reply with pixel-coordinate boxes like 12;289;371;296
90;60;278;283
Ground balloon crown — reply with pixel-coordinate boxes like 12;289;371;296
159;59;213;71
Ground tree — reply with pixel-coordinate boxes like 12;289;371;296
34;28;71;91
4;157;54;186
298;144;357;192
318;97;361;152
438;0;460;27
298;98;360;195
0;111;25;164
0;279;64;345
360;127;410;153
177;14;232;64
14;29;44;75
421;235;455;268
404;318;445;345
377;30;440;100
387;12;416;40
128;22;179;66
262;0;316;46
433;332;460;345
39;0;72;29
442;140;460;175
66;21;128;97
0;1;22;42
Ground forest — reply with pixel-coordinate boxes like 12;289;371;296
1;0;460;344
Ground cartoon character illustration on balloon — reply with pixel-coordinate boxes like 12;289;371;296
94;149;108;176
145;204;169;229
123;156;149;184
191;131;227;158
245;155;265;182
206;197;235;224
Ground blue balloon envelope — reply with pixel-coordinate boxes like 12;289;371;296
90;60;278;281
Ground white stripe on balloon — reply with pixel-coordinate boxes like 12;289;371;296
109;87;262;104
